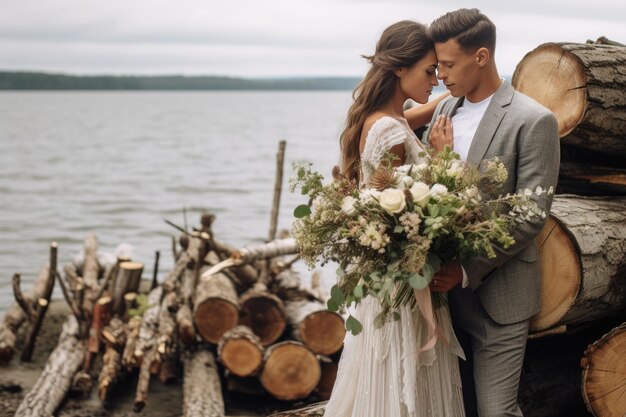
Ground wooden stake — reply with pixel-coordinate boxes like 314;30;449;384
269;140;287;242
151;250;160;290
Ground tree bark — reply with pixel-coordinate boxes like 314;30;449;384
581;321;626;417
122;316;142;370
194;272;239;344
183;349;225;417
217;325;264;377
132;286;162;366
260;341;321;401
270;269;322;302
177;303;196;347
530;195;626;332
98;316;126;402
233;239;298;265
512;42;626;155
98;344;122;402
285;300;345;355
154;294;177;369
239;286;286;346
14;316;85;417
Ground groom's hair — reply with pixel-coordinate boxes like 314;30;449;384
429;8;496;53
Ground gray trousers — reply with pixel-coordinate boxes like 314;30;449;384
449;285;530;417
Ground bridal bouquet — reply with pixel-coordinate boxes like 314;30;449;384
290;147;551;335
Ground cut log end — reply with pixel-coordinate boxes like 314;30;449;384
530;216;582;332
299;311;345;355
194;299;239;344
220;338;264;377
261;342;321;401
582;322;626;417
512;43;587;137
239;296;286;346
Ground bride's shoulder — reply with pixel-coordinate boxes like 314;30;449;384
361;113;406;144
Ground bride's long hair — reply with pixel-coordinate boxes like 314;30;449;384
340;20;433;184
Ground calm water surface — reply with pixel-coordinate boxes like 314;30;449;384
0;91;354;312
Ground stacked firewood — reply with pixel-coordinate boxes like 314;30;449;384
511;37;626;417
2;222;343;417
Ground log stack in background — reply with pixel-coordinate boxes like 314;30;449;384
512;40;626;196
513;38;626;417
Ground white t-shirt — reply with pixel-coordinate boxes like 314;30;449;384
452;94;494;161
451;93;494;288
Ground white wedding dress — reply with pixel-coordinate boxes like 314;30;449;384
323;116;466;417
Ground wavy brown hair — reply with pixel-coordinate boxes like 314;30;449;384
339;20;433;184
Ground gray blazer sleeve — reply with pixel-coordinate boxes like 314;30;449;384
463;112;560;290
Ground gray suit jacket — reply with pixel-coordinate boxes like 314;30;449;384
424;80;560;325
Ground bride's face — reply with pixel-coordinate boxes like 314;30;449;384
396;49;439;104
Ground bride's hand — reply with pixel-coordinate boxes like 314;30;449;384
429;115;453;152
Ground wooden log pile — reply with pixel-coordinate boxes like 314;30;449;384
511;37;626;417
512;38;626;196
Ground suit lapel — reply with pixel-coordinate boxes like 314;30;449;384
466;81;514;166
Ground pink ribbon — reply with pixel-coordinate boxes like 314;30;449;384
413;287;448;352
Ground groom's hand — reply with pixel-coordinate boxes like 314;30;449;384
430;260;463;292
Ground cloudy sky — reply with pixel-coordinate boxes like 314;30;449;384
1;0;624;78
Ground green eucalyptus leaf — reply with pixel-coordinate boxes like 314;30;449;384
330;284;345;305
346;315;363;335
327;298;339;312
294;204;312;218
353;284;363;298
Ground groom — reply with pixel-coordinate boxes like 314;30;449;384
418;9;560;417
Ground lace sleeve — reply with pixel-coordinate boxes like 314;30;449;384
360;117;408;185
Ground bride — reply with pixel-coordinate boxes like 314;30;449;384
323;20;466;417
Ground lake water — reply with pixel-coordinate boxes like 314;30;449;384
0;91;361;313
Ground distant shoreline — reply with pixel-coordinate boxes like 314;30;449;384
0;71;362;91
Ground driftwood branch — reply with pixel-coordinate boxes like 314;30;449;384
12;274;34;321
21;242;57;362
55;271;82;326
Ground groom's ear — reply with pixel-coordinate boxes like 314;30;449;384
475;47;490;67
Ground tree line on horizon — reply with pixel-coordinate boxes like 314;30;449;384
0;71;362;90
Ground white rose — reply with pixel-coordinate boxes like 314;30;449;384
430;183;449;200
341;196;357;215
446;160;464;178
378;189;407;214
397;175;414;190
395;164;413;175
409;182;431;208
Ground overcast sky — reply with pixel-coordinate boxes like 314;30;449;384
1;0;624;78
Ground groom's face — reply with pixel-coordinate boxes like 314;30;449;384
434;39;481;98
